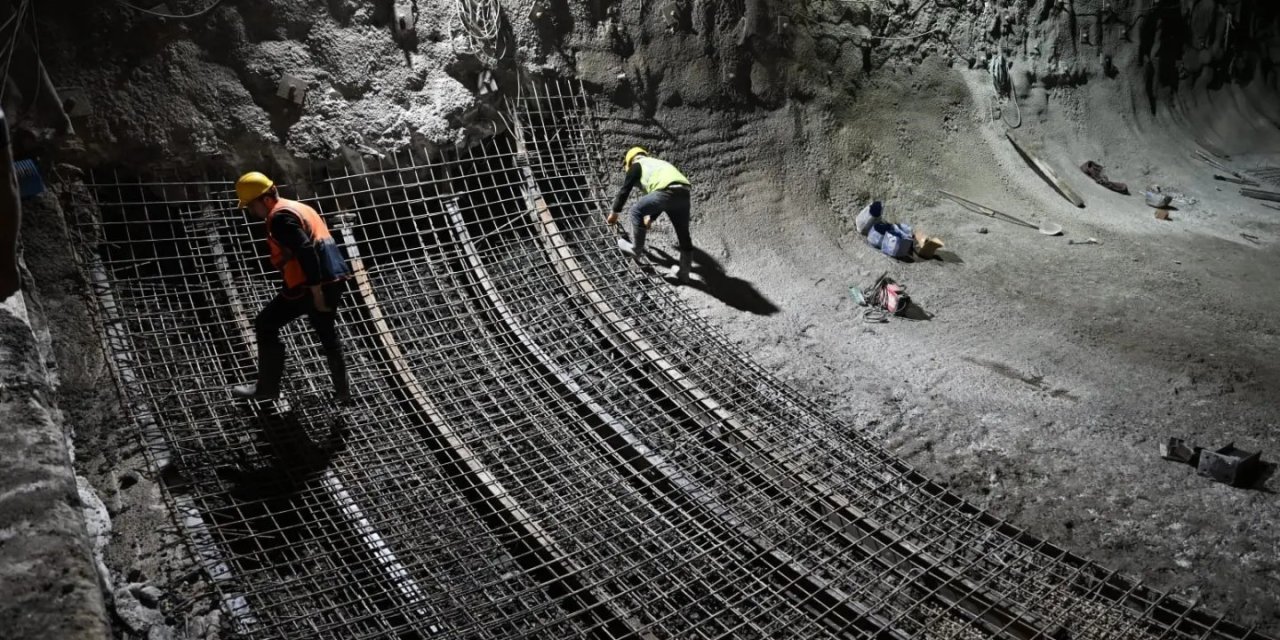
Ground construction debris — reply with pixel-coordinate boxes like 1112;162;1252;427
852;272;911;321
913;232;944;258
1080;161;1129;194
1198;444;1265;486
1161;438;1196;464
1160;438;1266;487
1007;132;1085;208
1194;149;1243;180
1214;174;1259;187
1241;187;1280;204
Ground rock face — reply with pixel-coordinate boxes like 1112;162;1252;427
29;0;476;169
23;1;1278;166
0;279;109;638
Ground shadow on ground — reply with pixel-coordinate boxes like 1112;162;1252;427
217;405;349;491
650;247;780;316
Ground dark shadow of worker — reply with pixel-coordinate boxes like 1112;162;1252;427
650;247;780;316
216;405;348;493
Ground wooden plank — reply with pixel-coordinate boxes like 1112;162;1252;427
1241;187;1280;203
1007;132;1085;208
1215;174;1259;187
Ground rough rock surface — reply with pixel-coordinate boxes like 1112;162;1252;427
33;0;477;170
0;255;109;637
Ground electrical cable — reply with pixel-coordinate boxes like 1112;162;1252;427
872;26;942;41
0;0;30;102
113;0;229;20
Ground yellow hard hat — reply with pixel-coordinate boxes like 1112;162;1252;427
235;171;275;208
624;147;648;172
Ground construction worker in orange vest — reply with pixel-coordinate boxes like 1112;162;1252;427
230;172;353;403
606;147;694;282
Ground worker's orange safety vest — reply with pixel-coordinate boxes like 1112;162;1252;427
265;199;349;290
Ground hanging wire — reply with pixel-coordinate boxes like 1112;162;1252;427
113;0;229;20
0;0;31;102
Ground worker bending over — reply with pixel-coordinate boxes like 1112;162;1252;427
231;172;353;404
607;147;694;282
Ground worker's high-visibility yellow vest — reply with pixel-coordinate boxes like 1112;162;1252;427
634;156;690;194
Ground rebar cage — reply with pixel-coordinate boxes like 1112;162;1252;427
66;78;1272;640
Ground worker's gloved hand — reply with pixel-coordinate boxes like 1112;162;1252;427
311;285;332;313
605;212;619;227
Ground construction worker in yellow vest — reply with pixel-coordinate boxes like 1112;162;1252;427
230;172;353;404
606;147;694;282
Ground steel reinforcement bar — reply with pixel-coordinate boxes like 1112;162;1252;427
63;77;1276;640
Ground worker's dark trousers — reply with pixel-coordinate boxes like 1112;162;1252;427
630;187;692;256
252;280;347;396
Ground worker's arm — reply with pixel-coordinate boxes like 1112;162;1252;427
0;109;19;302
611;163;643;214
269;211;330;311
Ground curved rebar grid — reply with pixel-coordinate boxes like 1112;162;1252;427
65;79;1275;640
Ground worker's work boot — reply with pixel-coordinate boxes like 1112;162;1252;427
675;249;692;283
231;343;284;400
326;349;352;405
631;222;649;267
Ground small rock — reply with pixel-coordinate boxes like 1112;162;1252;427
113;585;165;634
131;583;164;608
977;227;989;234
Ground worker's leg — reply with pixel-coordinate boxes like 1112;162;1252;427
666;191;694;282
0;108;21;302
307;281;350;402
234;292;306;399
628;191;670;259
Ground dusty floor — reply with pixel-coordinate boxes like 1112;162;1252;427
606;60;1280;632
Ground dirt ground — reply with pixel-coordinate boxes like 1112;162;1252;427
598;52;1280;635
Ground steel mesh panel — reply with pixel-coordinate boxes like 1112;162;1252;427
62;79;1273;640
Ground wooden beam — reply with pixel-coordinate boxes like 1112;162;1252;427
1007;132;1085;208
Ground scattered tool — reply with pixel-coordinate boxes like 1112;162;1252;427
1240;187;1280;204
938;190;1062;235
1160;438;1267;488
1194;149;1243;180
1007;132;1085;208
1214;174;1259;187
1260;202;1280;212
852;272;911;322
1144;189;1172;209
1241;233;1261;244
1068;237;1100;246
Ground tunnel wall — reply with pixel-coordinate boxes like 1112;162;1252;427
0;252;109;639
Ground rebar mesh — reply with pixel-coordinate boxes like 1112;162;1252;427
65;78;1273;640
